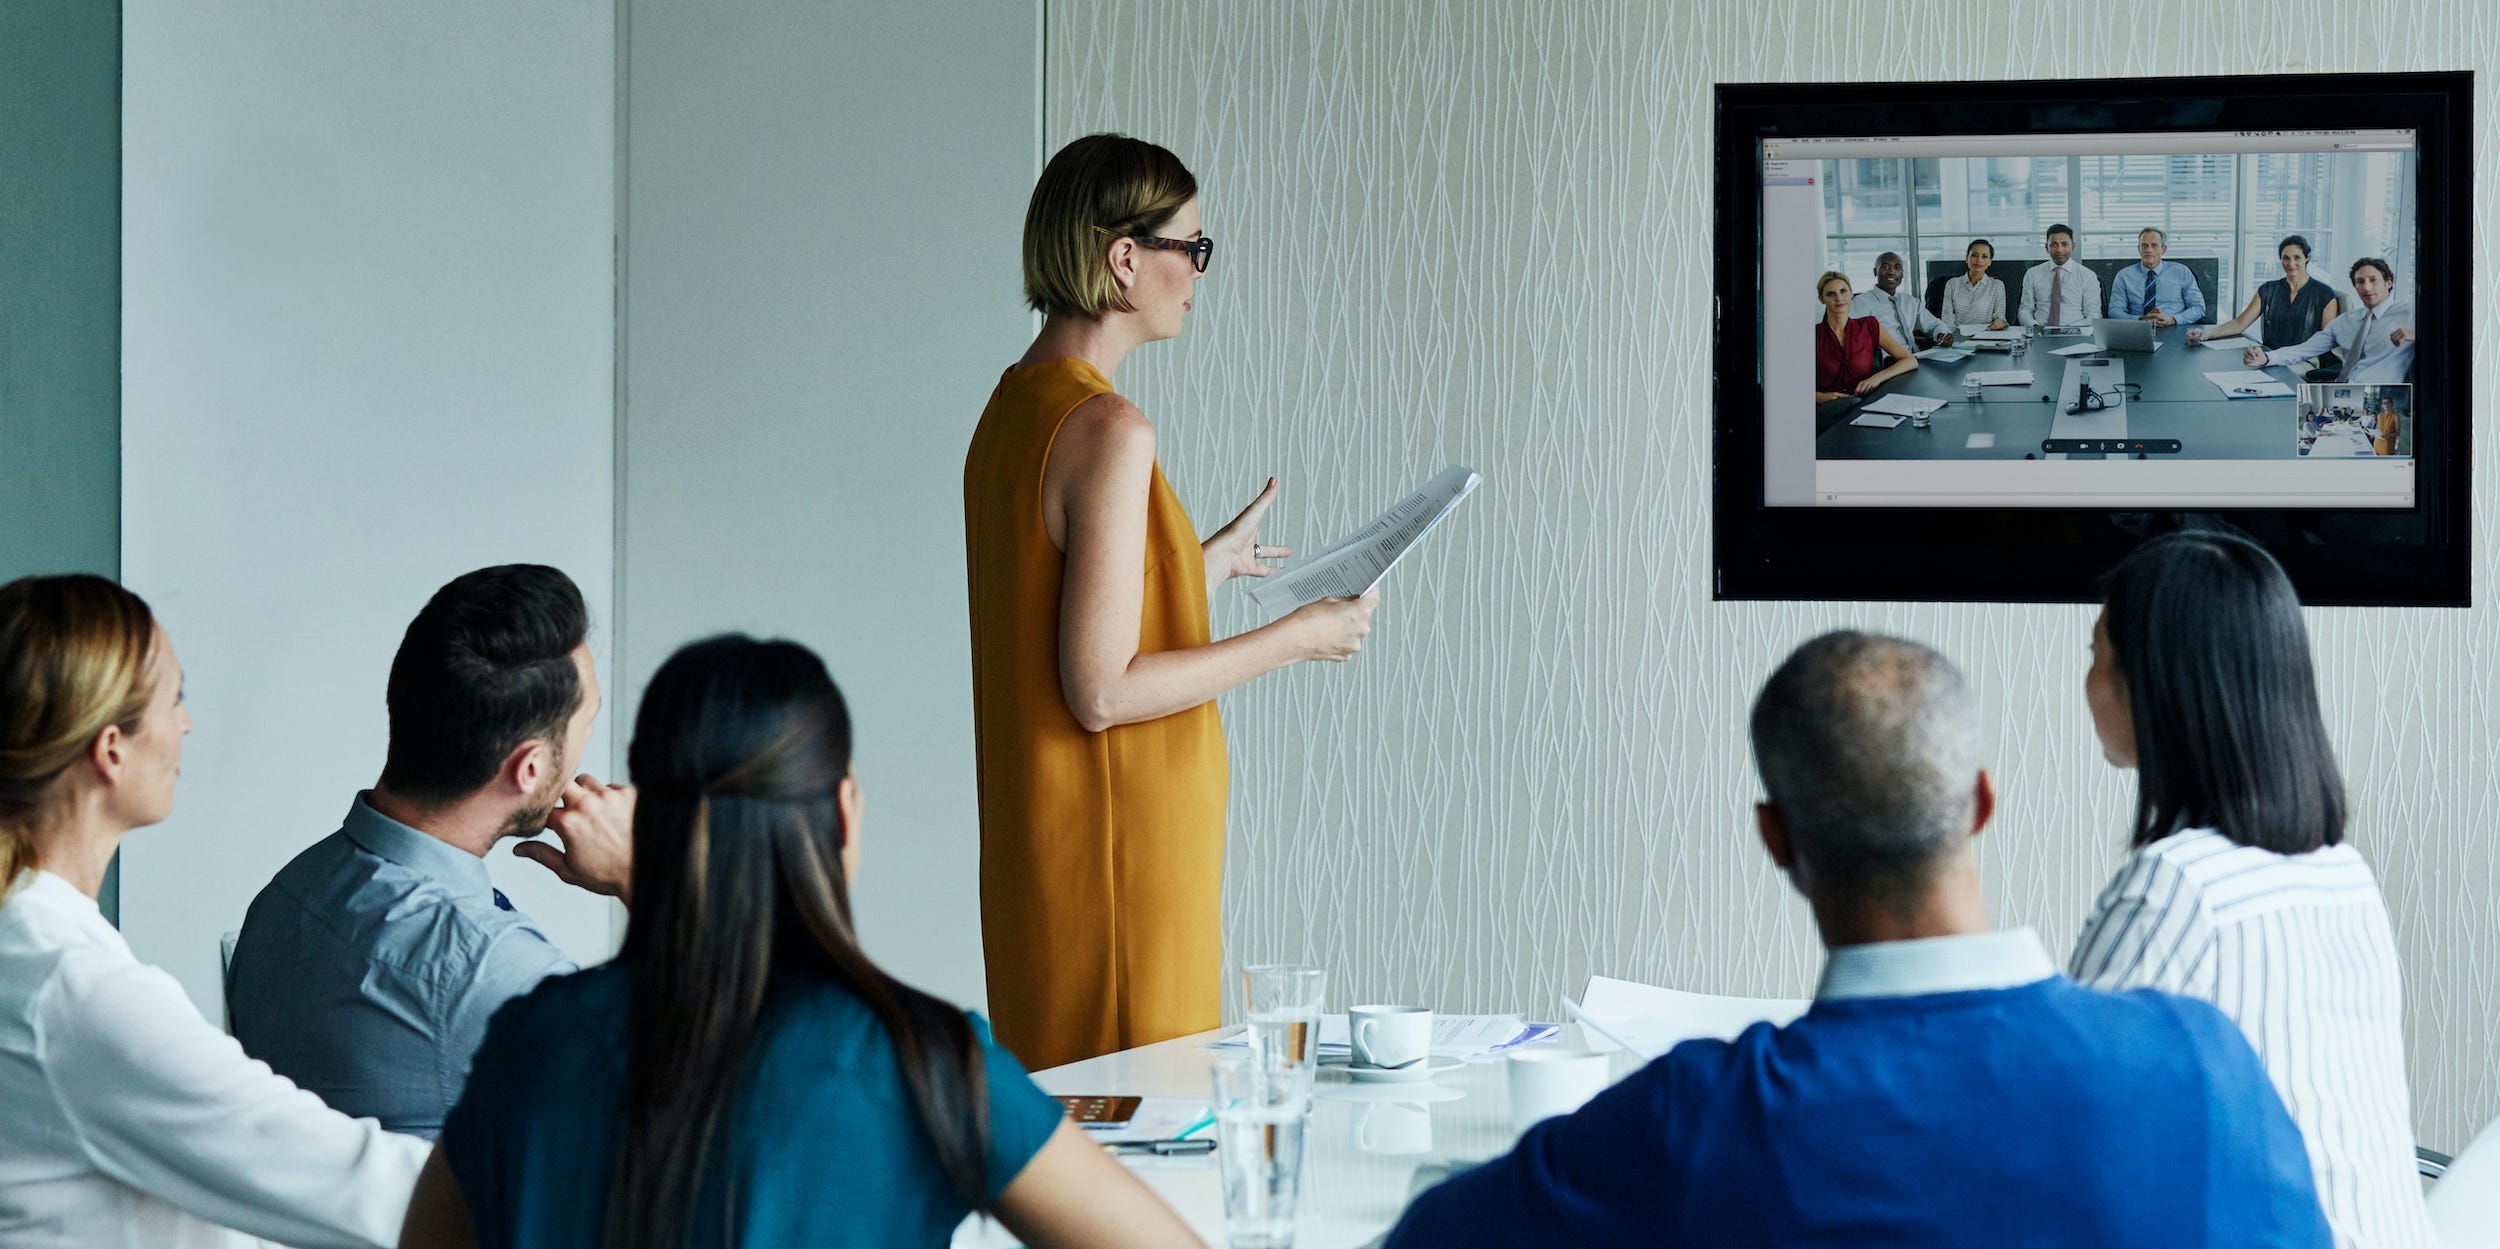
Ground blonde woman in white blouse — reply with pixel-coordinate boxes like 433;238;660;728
2073;532;2433;1249
0;574;428;1249
1942;238;2008;330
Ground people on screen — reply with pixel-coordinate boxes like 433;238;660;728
227;565;634;1138
2018;223;2099;327
1940;238;2008;330
2108;226;2205;325
966;133;1378;1072
2187;234;2342;351
394;635;1202;1249
2375;395;2403;455
2072;530;2436;1249
1813;271;1917;403
1848;251;1949;360
1383;632;2329;1249
0;574;428;1248
2247;258;2413;384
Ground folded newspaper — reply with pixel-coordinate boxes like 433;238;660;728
1247;466;1481;614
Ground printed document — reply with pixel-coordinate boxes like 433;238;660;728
2204;370;2293;398
1571;976;1810;1061
1249;466;1480;614
1859;394;1945;418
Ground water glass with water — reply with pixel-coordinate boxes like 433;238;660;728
1241;964;1325;1097
1213;1056;1308;1249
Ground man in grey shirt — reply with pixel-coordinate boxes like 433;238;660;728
228;564;635;1138
2248;257;2415;386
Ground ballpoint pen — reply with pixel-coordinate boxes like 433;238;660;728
1108;1138;1218;1156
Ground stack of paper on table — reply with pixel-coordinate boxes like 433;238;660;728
1569;976;1809;1061
2203;370;2293;398
1968;327;2024;342
2048;342;2103;357
1848;410;1904;429
1967;369;2033;386
1915;346;1974;362
1205;1013;1558;1061
1859;394;1945;418
2196;336;2260;351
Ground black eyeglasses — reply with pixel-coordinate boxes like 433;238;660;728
1097;226;1214;273
1134;235;1214;273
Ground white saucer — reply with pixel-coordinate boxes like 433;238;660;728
1322;1055;1464;1084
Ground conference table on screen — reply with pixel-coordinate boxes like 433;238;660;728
1815;321;2308;461
949;1025;1638;1249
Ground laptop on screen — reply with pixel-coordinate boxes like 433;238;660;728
2093;318;2162;353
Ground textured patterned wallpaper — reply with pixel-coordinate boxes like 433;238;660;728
1049;0;2500;1149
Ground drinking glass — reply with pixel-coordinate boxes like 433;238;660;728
1212;1056;1308;1249
1241;964;1325;1097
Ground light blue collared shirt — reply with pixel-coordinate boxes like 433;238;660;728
2107;261;2207;323
2264;297;2415;385
1816;927;2057;1001
227;793;577;1138
1850;285;1945;360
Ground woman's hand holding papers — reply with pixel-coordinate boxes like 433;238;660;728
1285;589;1380;662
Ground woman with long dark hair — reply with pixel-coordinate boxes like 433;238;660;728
398;635;1198;1248
2071;531;2433;1249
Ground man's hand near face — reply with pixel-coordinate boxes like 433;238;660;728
520;774;636;906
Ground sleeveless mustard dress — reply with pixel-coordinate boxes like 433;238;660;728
963;357;1227;1071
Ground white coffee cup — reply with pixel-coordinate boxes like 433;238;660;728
1348;1004;1433;1070
1351;1099;1434;1154
1506;1048;1610;1127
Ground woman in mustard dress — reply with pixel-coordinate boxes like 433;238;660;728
964;134;1380;1070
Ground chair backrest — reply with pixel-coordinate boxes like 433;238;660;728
219;928;240;1035
2427;1112;2500;1246
1921;272;1953;319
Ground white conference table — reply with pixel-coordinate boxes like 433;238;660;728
954;1024;1630;1249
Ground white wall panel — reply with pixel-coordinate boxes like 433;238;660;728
120;0;618;1015
1051;0;2500;1150
617;1;1038;1009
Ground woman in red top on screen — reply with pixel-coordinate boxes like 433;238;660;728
1813;270;1918;403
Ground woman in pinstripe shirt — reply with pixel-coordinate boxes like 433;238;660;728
2074;530;2434;1249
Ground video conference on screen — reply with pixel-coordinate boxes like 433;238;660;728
1760;130;2421;509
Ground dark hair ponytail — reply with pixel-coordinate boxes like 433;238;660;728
2102;530;2345;855
604;635;991;1249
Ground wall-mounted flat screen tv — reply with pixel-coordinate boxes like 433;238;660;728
1712;72;2470;605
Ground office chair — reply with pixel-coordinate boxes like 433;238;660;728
2423;1116;2500;1247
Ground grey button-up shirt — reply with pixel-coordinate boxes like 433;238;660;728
228;793;577;1138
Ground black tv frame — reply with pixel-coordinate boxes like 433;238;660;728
1712;72;2472;606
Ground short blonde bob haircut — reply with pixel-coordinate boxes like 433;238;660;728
0;574;158;888
1023;133;1197;318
